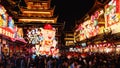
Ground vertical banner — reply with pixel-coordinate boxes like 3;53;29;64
116;0;120;13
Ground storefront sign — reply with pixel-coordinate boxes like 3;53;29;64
105;0;120;33
0;27;14;38
116;0;120;13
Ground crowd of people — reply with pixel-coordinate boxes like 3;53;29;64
0;52;120;68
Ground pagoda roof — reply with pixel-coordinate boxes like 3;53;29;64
20;8;54;17
18;16;57;23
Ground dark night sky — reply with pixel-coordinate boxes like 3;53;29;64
51;0;96;31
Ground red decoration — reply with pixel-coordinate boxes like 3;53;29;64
44;24;53;30
116;0;120;13
3;27;14;33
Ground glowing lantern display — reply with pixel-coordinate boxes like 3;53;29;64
27;24;58;56
40;24;57;55
105;0;120;33
0;5;7;27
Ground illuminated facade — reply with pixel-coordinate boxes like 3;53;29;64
74;0;120;54
8;0;62;56
0;5;26;56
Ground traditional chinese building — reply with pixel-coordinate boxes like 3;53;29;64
1;0;64;55
17;0;57;23
74;0;120;54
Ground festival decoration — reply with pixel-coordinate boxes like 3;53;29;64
105;0;120;33
40;24;58;55
27;24;58;56
0;5;7;27
8;16;14;30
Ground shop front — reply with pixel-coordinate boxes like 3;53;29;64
74;0;120;54
0;26;27;56
0;5;27;56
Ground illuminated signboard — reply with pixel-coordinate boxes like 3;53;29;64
0;5;15;29
75;10;104;41
105;0;120;33
0;27;14;38
0;4;25;43
77;19;99;41
0;5;7;27
116;0;120;13
27;24;58;56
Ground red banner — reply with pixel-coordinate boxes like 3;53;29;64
0;27;14;38
116;0;120;13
